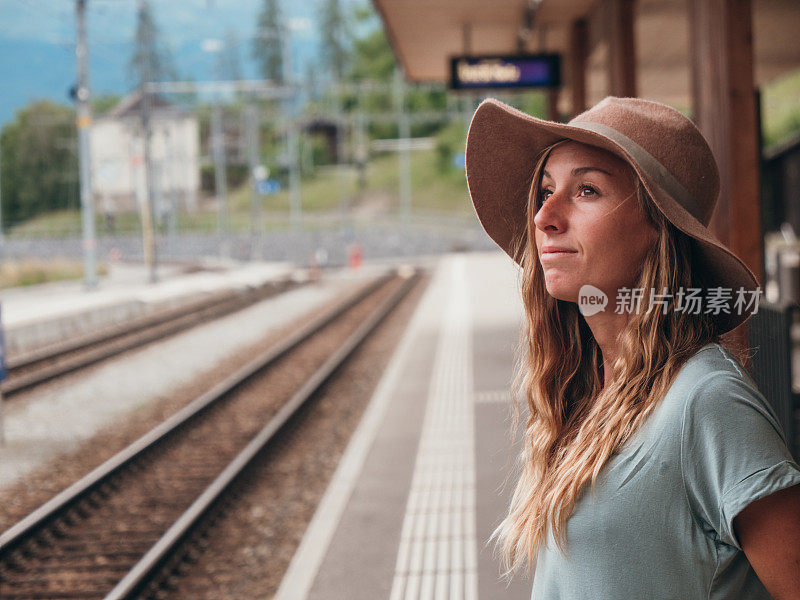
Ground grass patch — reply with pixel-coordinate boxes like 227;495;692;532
226;148;471;215
7;209;144;237
7;209;83;237
0;257;108;289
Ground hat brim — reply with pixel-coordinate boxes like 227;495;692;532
465;98;760;334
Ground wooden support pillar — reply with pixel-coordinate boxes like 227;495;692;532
606;0;637;97
547;88;560;122
570;18;588;116
689;0;762;348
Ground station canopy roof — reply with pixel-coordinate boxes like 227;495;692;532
372;0;800;113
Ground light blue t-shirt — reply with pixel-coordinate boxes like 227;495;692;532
531;342;800;599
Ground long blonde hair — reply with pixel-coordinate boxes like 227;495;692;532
492;141;748;578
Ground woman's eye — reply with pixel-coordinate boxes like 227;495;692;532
537;186;596;206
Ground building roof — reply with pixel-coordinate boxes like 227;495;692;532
372;0;800;113
105;90;184;119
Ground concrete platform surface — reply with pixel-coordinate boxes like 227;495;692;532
275;251;533;600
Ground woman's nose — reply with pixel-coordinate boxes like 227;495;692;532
533;190;567;232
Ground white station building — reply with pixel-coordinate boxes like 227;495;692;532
89;91;200;217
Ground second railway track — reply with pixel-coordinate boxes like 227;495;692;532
0;268;422;600
1;277;299;397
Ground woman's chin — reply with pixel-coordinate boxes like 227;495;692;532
544;282;579;304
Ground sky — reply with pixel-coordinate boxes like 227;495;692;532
0;0;371;126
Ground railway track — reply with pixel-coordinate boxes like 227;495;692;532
0;268;421;600
1;277;298;397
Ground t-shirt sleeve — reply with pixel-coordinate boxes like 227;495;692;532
680;370;800;550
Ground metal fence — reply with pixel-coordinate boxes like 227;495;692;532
748;300;800;460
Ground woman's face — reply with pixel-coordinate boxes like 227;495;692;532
532;141;659;305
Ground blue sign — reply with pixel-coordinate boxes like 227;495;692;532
257;178;282;195
452;153;466;169
449;54;561;90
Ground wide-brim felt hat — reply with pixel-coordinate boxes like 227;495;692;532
465;96;760;334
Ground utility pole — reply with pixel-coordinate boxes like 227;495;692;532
334;78;349;226
0;145;5;249
282;33;301;228
165;128;177;257
355;90;367;193
75;0;98;288
246;102;262;256
393;67;411;226
137;0;158;283
211;102;229;243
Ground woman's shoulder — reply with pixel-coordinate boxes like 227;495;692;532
668;343;787;445
624;344;749;447
681;341;747;379
657;343;775;429
667;342;755;400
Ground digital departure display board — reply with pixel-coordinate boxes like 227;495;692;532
449;54;561;90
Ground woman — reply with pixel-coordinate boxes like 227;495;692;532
465;97;800;599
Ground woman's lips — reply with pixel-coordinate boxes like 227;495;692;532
540;250;577;261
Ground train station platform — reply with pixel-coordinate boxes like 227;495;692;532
275;251;533;600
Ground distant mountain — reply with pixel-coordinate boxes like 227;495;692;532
0;0;352;126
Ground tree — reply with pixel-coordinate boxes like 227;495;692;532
349;4;394;82
128;0;178;89
319;0;351;82
253;0;284;83
0;101;78;227
340;3;396;134
350;28;395;82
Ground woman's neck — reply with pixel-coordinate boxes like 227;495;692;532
583;309;631;389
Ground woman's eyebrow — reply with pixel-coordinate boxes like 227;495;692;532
542;166;614;179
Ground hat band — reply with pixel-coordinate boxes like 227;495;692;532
570;120;705;224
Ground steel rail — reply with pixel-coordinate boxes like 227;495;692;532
1;278;298;396
7;288;239;371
